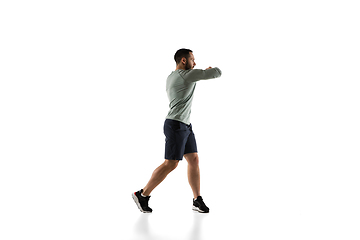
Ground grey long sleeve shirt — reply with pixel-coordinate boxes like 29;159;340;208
165;67;222;125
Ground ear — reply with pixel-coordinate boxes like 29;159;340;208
181;57;187;64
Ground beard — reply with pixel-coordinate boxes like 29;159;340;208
185;61;192;70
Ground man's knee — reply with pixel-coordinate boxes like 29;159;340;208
184;153;199;166
164;159;179;171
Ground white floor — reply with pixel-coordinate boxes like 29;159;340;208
125;189;359;240
2;156;358;240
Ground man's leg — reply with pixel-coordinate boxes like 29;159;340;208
184;153;200;199
184;152;210;213
142;159;179;196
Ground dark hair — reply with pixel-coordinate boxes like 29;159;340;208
174;48;192;65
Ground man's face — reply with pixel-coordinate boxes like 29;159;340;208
185;52;196;70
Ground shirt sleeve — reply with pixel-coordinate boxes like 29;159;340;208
181;67;222;83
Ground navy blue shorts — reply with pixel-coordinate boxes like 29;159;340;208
164;119;198;160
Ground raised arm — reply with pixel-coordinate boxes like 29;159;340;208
181;67;222;83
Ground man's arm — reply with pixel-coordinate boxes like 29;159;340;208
181;67;222;83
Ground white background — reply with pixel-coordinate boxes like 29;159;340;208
1;0;359;239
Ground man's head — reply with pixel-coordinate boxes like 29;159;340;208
174;48;196;70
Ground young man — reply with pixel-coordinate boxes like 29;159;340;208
132;49;222;213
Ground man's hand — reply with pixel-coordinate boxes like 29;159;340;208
205;67;212;70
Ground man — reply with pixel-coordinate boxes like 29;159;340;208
132;49;222;213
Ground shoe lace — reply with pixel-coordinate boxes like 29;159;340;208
195;197;207;208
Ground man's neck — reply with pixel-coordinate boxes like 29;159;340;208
175;65;186;71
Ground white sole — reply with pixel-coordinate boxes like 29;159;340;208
132;192;151;213
192;205;208;213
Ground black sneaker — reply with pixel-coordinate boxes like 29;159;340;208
132;189;152;213
192;196;209;213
